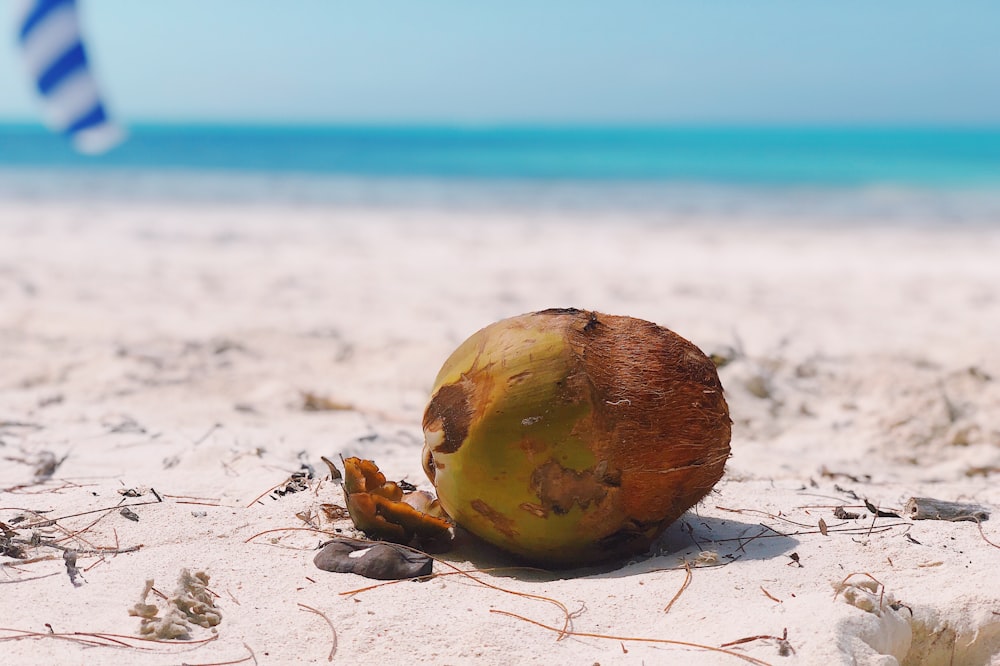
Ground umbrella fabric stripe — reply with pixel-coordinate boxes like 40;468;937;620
15;0;125;154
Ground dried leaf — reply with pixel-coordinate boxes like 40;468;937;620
301;391;354;412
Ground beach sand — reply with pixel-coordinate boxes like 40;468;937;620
2;199;999;665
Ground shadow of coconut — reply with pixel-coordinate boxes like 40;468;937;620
595;514;799;578
430;513;798;581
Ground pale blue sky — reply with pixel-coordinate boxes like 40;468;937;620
2;0;998;125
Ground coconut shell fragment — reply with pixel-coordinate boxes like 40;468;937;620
421;308;732;567
341;457;452;545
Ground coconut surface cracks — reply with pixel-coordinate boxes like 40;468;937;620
421;309;731;567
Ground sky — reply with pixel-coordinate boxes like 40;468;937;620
1;0;999;126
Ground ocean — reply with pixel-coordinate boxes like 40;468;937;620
2;124;999;222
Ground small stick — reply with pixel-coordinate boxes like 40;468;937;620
244;480;293;508
720;632;786;648
183;645;257;666
977;522;1000;550
904;497;990;522
0;627;218;649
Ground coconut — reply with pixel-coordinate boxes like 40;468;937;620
421;308;731;566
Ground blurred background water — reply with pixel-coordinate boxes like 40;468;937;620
4;124;1000;186
2;123;999;223
2;2;999;222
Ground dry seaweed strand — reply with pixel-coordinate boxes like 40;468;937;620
722;628;794;656
181;644;258;666
338;565;551;597
161;493;220;503
243;526;337;544
716;505;849;530
53;509;119;549
20;499;163;529
0;627;218;651
297;603;338;661
720;630;786;648
976;520;1000;550
711;520;910;550
1;498;161;581
663;561;692;613
2;479;94;495
244;470;319;508
0;572;60;584
490;610;773;666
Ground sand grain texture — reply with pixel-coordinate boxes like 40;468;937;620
2;202;999;665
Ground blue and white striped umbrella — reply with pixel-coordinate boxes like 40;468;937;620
16;0;125;154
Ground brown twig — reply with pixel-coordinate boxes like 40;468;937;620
10;535;141;556
244;481;297;508
491;610;773;665
977;521;1000;550
21;500;163;529
663;562;692;613
0;572;60;584
298;603;338;661
243;526;336;544
760;587;782;603
388;553;574;638
1;555;58;567
722;628;793;656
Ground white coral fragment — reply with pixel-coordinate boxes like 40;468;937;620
128;569;221;640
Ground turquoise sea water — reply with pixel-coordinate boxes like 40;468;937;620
1;124;999;221
2;124;999;186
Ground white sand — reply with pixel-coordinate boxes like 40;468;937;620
2;200;999;665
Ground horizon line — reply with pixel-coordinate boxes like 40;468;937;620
2;120;1000;132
